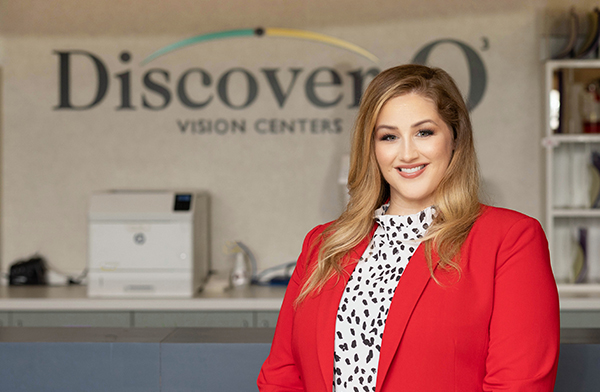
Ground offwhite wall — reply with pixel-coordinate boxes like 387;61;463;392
0;0;533;35
0;0;585;275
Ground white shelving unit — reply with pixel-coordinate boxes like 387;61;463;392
544;60;600;294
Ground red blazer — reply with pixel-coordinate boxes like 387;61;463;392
258;206;560;391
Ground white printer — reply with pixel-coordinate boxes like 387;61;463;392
87;190;210;298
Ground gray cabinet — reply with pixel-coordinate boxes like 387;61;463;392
11;312;131;327
0;285;287;328
5;310;262;328
0;312;8;327
561;310;600;328
133;311;254;328
255;311;279;328
3;310;600;328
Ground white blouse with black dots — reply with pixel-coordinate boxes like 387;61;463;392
333;204;435;392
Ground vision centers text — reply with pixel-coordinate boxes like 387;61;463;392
177;118;344;135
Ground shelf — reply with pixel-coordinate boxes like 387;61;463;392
558;284;600;294
547;59;600;69
545;61;600;297
553;209;600;217
543;134;600;146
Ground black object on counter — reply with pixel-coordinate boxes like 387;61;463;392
9;256;47;285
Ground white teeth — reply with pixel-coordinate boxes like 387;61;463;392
399;165;425;173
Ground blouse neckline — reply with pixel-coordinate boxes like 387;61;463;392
373;204;435;242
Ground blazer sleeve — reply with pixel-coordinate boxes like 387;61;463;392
483;217;560;391
257;224;324;392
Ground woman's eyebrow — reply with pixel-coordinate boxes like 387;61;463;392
374;124;398;132
411;119;437;128
376;119;438;132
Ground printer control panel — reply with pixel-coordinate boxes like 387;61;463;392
174;194;192;211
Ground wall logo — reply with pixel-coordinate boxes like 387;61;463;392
141;27;379;65
52;27;487;135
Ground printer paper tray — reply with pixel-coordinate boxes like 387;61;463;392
87;271;196;298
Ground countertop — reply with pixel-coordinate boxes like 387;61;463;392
0;280;599;311
557;285;600;310
0;278;287;311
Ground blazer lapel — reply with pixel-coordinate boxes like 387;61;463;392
375;244;439;391
315;224;377;391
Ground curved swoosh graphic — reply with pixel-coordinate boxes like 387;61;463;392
141;27;379;65
265;28;379;63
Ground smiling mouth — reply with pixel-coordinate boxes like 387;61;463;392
397;164;426;173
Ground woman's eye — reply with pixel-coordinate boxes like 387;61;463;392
379;134;397;141
417;129;434;137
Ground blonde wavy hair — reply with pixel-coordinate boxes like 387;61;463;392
297;64;481;303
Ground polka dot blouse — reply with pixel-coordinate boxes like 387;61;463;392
333;204;435;392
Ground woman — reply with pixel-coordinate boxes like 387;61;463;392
258;64;560;391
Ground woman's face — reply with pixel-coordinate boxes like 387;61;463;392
374;93;454;215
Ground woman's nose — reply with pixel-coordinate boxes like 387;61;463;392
400;139;419;161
